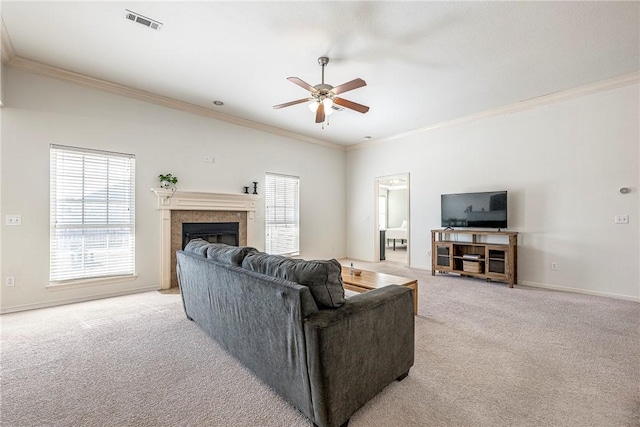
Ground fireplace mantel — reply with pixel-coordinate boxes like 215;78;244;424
151;188;260;289
151;188;260;211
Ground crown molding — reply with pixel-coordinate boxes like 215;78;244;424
7;55;345;151
1;16;16;64
347;71;640;152
5;48;637;154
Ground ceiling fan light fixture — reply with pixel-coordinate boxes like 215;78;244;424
273;56;369;125
322;98;334;116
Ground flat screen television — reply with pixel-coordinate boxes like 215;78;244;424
441;191;507;229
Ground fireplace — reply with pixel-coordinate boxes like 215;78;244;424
151;188;259;290
182;222;239;249
170;212;247;288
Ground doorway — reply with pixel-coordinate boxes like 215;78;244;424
374;173;410;266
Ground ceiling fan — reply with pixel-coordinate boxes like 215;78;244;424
273;57;369;124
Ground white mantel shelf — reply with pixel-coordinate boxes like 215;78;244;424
151;188;260;289
150;188;261;211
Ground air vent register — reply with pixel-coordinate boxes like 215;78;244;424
125;9;162;31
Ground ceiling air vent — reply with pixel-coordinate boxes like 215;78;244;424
125;9;162;31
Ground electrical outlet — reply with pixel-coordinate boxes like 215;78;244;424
551;262;558;271
204;155;216;164
5;276;15;287
427;250;432;256
5;215;22;226
614;214;629;224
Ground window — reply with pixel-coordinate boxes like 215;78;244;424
265;173;299;256
50;145;135;283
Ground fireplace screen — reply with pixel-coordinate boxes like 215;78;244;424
182;222;239;249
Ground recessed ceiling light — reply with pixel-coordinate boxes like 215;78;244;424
212;100;224;106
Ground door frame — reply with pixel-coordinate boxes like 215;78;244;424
374;173;410;266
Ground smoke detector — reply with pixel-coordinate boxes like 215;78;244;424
125;9;163;31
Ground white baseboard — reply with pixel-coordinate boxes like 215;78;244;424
422;269;639;302
0;286;160;314
516;280;639;302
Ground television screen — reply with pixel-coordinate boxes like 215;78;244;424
441;191;507;229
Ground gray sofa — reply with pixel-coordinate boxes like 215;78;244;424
176;240;415;427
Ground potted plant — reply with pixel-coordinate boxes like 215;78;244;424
158;173;178;190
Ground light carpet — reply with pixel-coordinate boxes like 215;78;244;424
1;262;639;426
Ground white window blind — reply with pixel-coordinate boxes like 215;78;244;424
265;173;299;256
50;145;135;283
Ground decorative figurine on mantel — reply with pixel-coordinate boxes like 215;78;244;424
253;181;258;195
243;186;250;194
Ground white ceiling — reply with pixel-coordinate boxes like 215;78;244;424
2;1;639;146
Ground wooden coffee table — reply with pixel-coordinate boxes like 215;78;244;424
341;267;418;315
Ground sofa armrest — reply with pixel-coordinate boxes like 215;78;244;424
303;285;414;427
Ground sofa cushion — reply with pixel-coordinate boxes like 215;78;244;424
183;238;210;256
206;243;258;266
242;253;345;308
183;239;257;266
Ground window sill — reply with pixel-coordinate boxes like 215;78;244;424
47;275;138;291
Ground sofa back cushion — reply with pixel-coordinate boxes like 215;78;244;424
206;244;257;266
183;239;210;257
184;239;257;266
242;253;345;308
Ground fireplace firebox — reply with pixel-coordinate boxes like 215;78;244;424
182;222;239;249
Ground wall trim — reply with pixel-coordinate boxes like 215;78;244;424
347;71;640;152
7;55;345;152
47;274;138;291
5;50;637;154
0;16;16;64
0;286;159;314
520;280;639;303
415;269;639;302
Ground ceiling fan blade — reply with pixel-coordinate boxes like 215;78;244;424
334;97;370;114
315;102;325;123
273;98;311;109
332;78;366;95
287;77;317;93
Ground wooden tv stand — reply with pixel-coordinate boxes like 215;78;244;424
431;229;518;287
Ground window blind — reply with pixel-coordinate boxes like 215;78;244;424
50;145;136;282
265;173;299;256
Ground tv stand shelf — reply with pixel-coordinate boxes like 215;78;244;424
431;229;518;287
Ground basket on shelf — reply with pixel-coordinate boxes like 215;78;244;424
462;260;483;273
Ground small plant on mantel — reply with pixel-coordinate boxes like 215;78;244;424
158;173;178;191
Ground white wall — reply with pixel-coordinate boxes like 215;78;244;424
347;83;640;300
387;188;408;228
0;68;346;312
